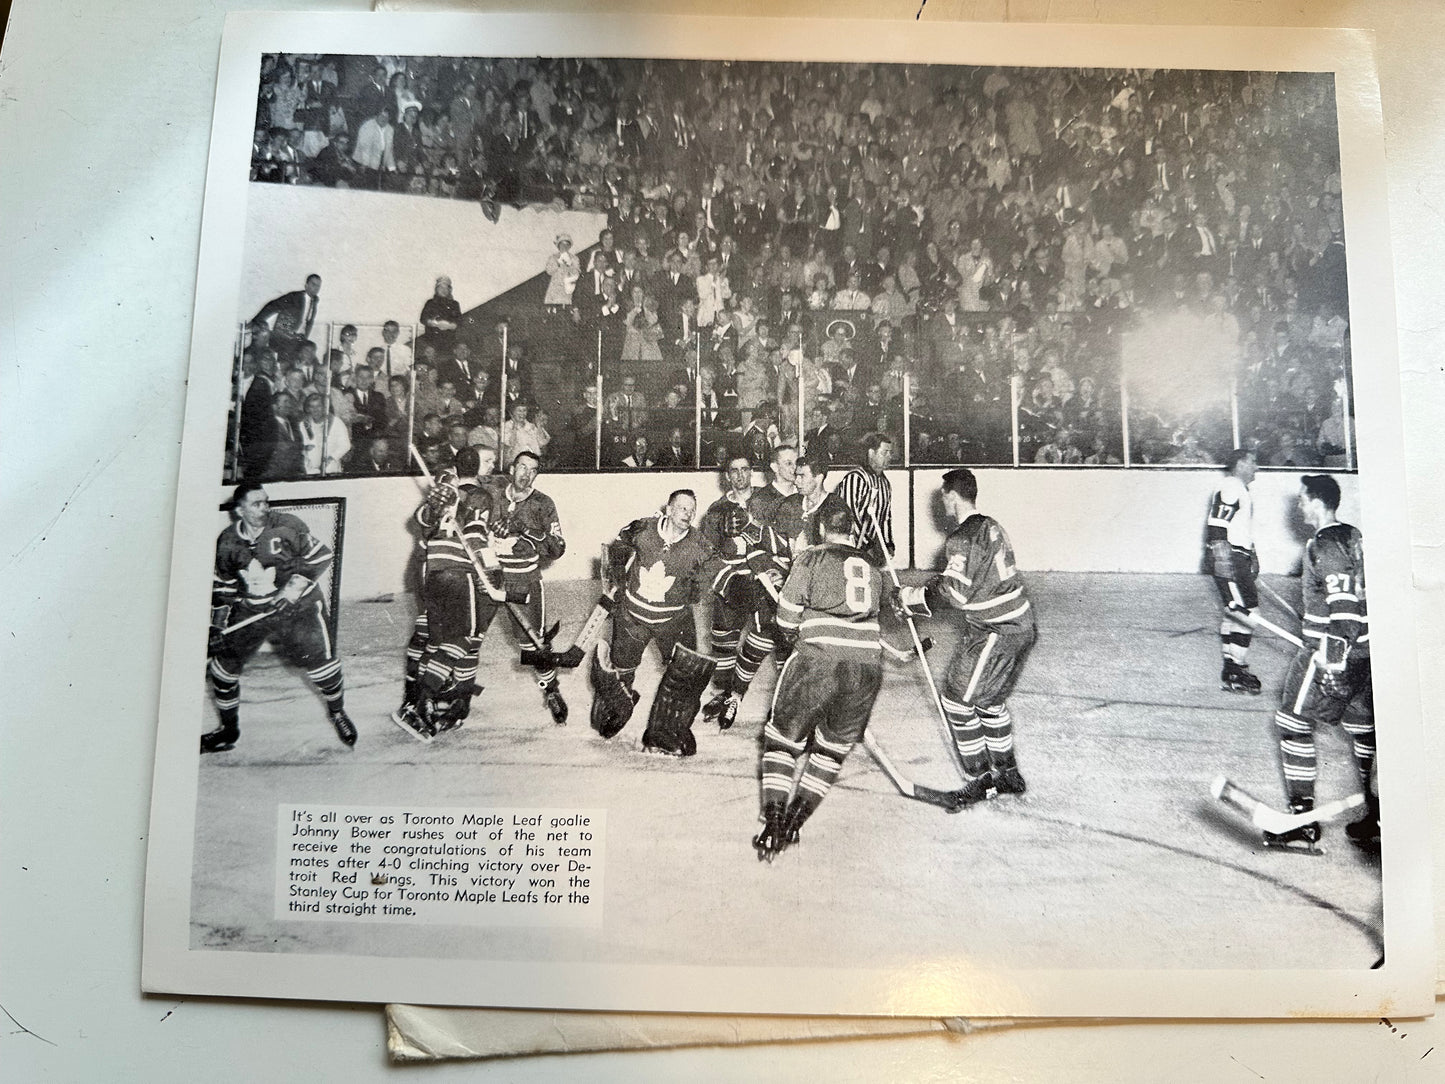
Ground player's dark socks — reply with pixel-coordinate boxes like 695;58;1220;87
732;628;774;697
794;732;854;813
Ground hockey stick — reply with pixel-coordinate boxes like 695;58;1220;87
407;444;574;665
1211;776;1364;834
862;507;972;785
862;731;971;812
1242;610;1307;650
1257;578;1301;621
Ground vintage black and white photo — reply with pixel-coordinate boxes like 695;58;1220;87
142;14;1432;1017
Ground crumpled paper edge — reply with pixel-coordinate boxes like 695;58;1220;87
384;1004;1002;1061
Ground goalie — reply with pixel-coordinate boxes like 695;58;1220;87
204;483;356;753
592;489;715;756
1264;475;1378;853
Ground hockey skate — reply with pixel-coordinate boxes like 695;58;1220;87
1220;660;1262;695
717;693;740;731
701;689;730;722
540;677;569;725
1262;801;1323;854
328;707;358;747
752;810;787;862
390;702;435;744
992;766;1028;795
200;722;239;754
1345;798;1381;855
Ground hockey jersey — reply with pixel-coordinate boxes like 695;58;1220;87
611;515;713;627
487;483;565;587
777;542;911;663
924;514;1034;634
1301;522;1369;659
699;489;758;555
777;489;849;553
213;512;331;611
747;483;795;534
1206;475;1254;551
416;481;493;577
712;521;793;599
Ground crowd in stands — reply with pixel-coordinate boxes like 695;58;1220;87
245;54;1354;473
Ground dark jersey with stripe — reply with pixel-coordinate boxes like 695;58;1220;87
487;483;565;587
748;483;796;534
213;512;332;611
1302;521;1368;659
416;481;493;577
924;513;1034;634
611;516;713;627
776;489;848;553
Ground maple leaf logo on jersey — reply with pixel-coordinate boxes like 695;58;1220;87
635;560;675;603
239;557;278;598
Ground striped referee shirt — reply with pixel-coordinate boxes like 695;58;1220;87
834;466;893;557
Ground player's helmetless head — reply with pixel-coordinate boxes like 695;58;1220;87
796;458;826;496
819;503;853;542
726;456;752;494
510;451;539;490
771;445;798;485
940;468;979;518
233;483;270;532
1298;474;1341;528
1225;448;1257;484
664;490;697;530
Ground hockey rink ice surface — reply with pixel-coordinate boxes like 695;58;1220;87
190;573;1383;972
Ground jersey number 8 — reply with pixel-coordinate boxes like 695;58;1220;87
843;556;874;614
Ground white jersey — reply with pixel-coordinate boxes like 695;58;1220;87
1207;475;1254;550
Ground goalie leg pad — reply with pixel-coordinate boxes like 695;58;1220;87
590;641;636;739
641;644;716;757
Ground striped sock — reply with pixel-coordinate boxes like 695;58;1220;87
307;658;345;710
208;657;241;727
790;730;856;824
978;703;1016;771
941;692;990;778
1274;709;1317;806
760;721;806;814
1341;716;1376;794
733;626;775;696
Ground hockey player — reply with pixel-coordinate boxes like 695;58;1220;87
834;432;895;561
899;469;1035;802
701;504;794;731
1208;449;1263;693
205;483;356;752
394;447;502;741
774;455;847;552
1263;474;1377;853
699;455;759;702
592;489;716;755
753;503;911;861
747;444;799;533
479;451;569;724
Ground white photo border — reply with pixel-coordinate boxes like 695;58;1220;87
143;12;1433;1017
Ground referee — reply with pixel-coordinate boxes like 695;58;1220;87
835;431;895;564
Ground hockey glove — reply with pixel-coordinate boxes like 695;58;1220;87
278;575;310;607
896;585;931;620
1208;540;1235;580
208;605;231;655
1314;634;1351;699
